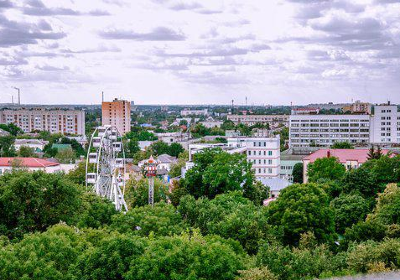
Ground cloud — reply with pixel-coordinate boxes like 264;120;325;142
22;0;111;16
60;45;121;54
0;15;65;47
0;0;13;9
99;27;186;41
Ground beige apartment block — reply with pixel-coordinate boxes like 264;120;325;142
0;108;85;135
102;98;131;135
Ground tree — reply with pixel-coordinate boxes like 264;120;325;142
266;183;335;246
149;141;169;156
330;193;369;233
125;232;245;280
0;136;16;157
221;120;236;130
18;146;35;157
368;184;400;226
55;148;77;163
124;139;140;158
292;162;303;184
76;234;147;280
367;145;382;160
124;178;169;208
66;161;88;185
331;142;353;149
183;149;255;200
307;157;346;183
110;202;187;237
0;123;23;136
0;224;87;280
168;142;184;157
0;171;82;239
178;192;271;254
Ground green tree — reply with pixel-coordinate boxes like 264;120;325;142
18;146;35;157
76;234;147;280
110;202;187;237
307;157;346;183
125;232;245;280
368;184;400;226
0;224;87;280
331;142;353;149
0;171;82;238
0;123;23;136
55;148;77;163
292;162;303;184
178;192;271;254
0;136;16;157
66;161;88;185
124;178;169;208
168;142;184;157
124;139;140;158
183;149;255;200
330;193;369;233
266;183;335;246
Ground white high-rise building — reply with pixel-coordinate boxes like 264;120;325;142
228;132;281;179
0;108;85;135
370;103;400;144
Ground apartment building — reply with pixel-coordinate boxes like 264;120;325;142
181;109;209;117
228;133;281;180
289;104;400;147
342;101;372;115
370;104;400;144
227;114;289;127
289;114;370;148
102;98;131;135
0;108;85;135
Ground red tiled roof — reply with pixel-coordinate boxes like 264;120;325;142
303;149;391;164
0;158;60;168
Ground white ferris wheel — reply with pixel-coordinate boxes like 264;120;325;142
85;125;128;212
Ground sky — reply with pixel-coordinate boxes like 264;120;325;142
0;0;399;105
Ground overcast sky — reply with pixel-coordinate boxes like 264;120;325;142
0;0;399;105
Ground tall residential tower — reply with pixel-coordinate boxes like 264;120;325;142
102;98;131;135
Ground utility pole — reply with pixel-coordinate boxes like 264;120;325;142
12;87;20;105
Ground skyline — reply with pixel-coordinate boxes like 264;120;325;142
0;0;400;105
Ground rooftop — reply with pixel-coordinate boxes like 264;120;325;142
0;157;60;168
303;149;391;164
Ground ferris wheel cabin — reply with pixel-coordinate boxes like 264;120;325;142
86;173;97;184
88;153;98;163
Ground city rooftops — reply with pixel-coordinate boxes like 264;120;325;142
303;148;392;164
0;157;60;168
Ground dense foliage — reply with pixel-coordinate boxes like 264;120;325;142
1;154;400;279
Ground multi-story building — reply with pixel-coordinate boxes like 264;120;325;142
289;114;370;147
289;103;400;147
370;103;400;144
181;109;209;117
0;108;85;135
102;98;131;135
227;114;289;127
228;132;281;180
345;100;372;115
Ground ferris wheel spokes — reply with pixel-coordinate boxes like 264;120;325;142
85;125;128;212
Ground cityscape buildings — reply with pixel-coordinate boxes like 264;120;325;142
101;98;131;135
0;107;85;135
227;114;289;127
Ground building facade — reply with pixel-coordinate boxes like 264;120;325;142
181;109;209;117
289;114;371;147
370;104;400;144
227;114;289;127
289;103;400;148
0;108;85;135
102;99;131;135
228;134;281;180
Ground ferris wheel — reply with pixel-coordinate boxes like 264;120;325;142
85;125;128;212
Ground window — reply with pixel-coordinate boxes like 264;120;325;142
268;168;272;174
268;151;272;156
268;159;272;164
